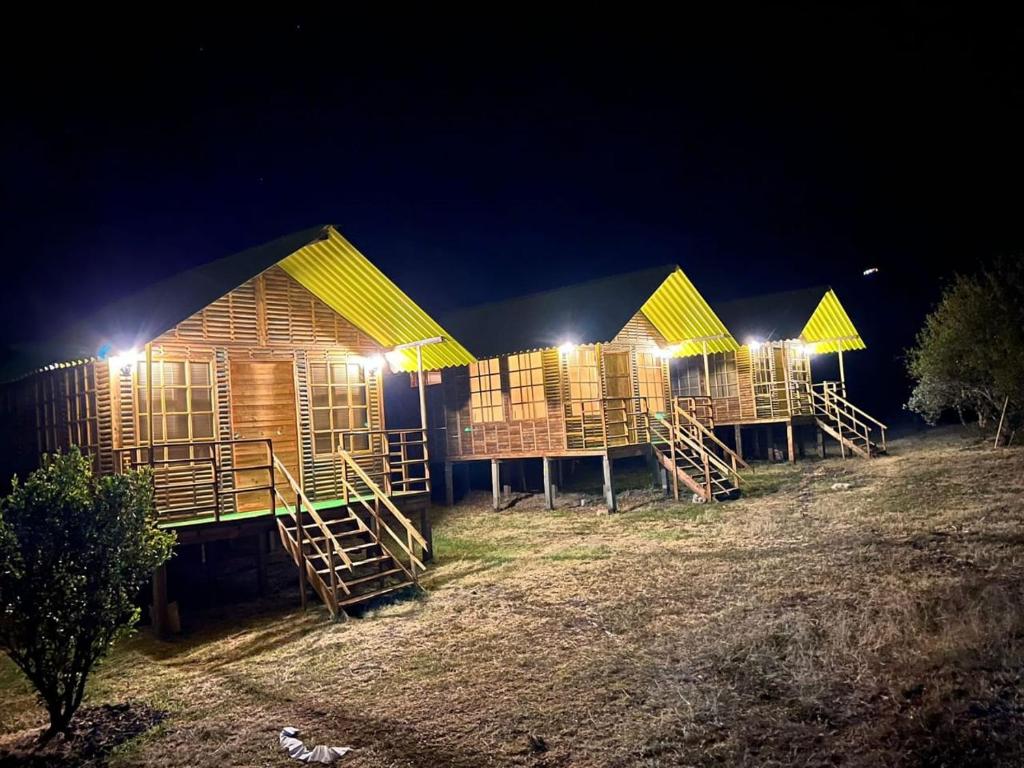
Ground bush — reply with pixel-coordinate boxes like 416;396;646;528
0;449;175;740
906;257;1024;440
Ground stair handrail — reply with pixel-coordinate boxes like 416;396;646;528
337;450;428;574
814;382;888;435
653;411;741;493
273;455;356;574
672;402;751;474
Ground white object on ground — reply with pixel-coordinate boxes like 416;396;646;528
279;727;352;764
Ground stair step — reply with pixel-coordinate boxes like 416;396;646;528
314;556;392;575
342;567;405;587
337;580;415;608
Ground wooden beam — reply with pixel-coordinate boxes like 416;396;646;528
733;424;743;460
602;452;617;512
444;461;454;507
817;425;826;458
255;532;268;596
786;421;796;464
542;457;554;511
152;564;169;640
491;459;501;511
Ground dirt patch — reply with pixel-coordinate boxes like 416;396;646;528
0;703;166;767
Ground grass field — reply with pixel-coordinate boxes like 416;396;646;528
2;427;1023;766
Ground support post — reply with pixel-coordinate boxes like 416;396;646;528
817;425;826;458
444;461;454;507
420;507;434;563
602;452;617;512
786;421;796;464
491;459;501;511
763;426;772;461
838;348;846;397
702;340;711;397
255;532;268;596
152;564;169;640
733;425;743;460
542;457;554;511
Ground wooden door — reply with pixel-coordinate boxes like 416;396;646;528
603;350;632;445
229;360;300;513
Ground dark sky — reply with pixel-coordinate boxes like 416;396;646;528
2;8;1021;419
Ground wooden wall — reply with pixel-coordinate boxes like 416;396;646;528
4;265;392;508
670;342;813;425
440;311;672;459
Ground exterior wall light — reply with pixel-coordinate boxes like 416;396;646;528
558;341;577;356
747;339;762;350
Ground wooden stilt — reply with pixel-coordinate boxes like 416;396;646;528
152;564;169;640
817;426;826;458
786;422;796;464
646;446;660;487
797;425;806;459
420;508;434;563
542;457;554;510
255;532;268;596
444;461;454;507
602;452;617;512
518;460;527;492
764;426;772;460
734;425;743;460
491;459;501;511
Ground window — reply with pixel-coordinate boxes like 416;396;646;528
310;360;370;454
636;352;666;414
566;347;600;415
469;358;503;422
34;366;100;465
136;361;216;455
508;352;545;420
672;357;704;398
709;354;739;399
65;365;99;456
35;372;63;454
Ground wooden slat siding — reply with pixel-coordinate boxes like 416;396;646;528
262;266;381;351
610;310;669;349
94;361;115;475
295;350;317;500
439;351;567;460
214;348;236;514
117;366;136;469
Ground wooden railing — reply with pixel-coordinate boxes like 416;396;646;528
336;427;431;497
338;449;428;582
671;400;750;477
807;381;888;456
115;438;276;524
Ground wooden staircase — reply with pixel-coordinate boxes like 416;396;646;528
649;401;749;502
808;382;888;459
272;451;429;617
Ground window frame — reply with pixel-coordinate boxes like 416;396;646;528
135;360;217;457
507;351;546;421
310;358;372;456
566;346;601;416
468;357;504;423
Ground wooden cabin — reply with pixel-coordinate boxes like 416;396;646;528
673;286;887;461
434;266;749;509
433;274;887;512
0;226;475;621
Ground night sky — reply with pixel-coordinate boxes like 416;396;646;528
2;8;1021;420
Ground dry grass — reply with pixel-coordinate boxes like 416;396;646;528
2;427;1024;766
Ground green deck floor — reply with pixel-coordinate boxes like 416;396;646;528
157;492;424;529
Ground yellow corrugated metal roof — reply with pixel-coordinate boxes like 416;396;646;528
279;227;476;371
801;289;866;353
640;268;739;356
